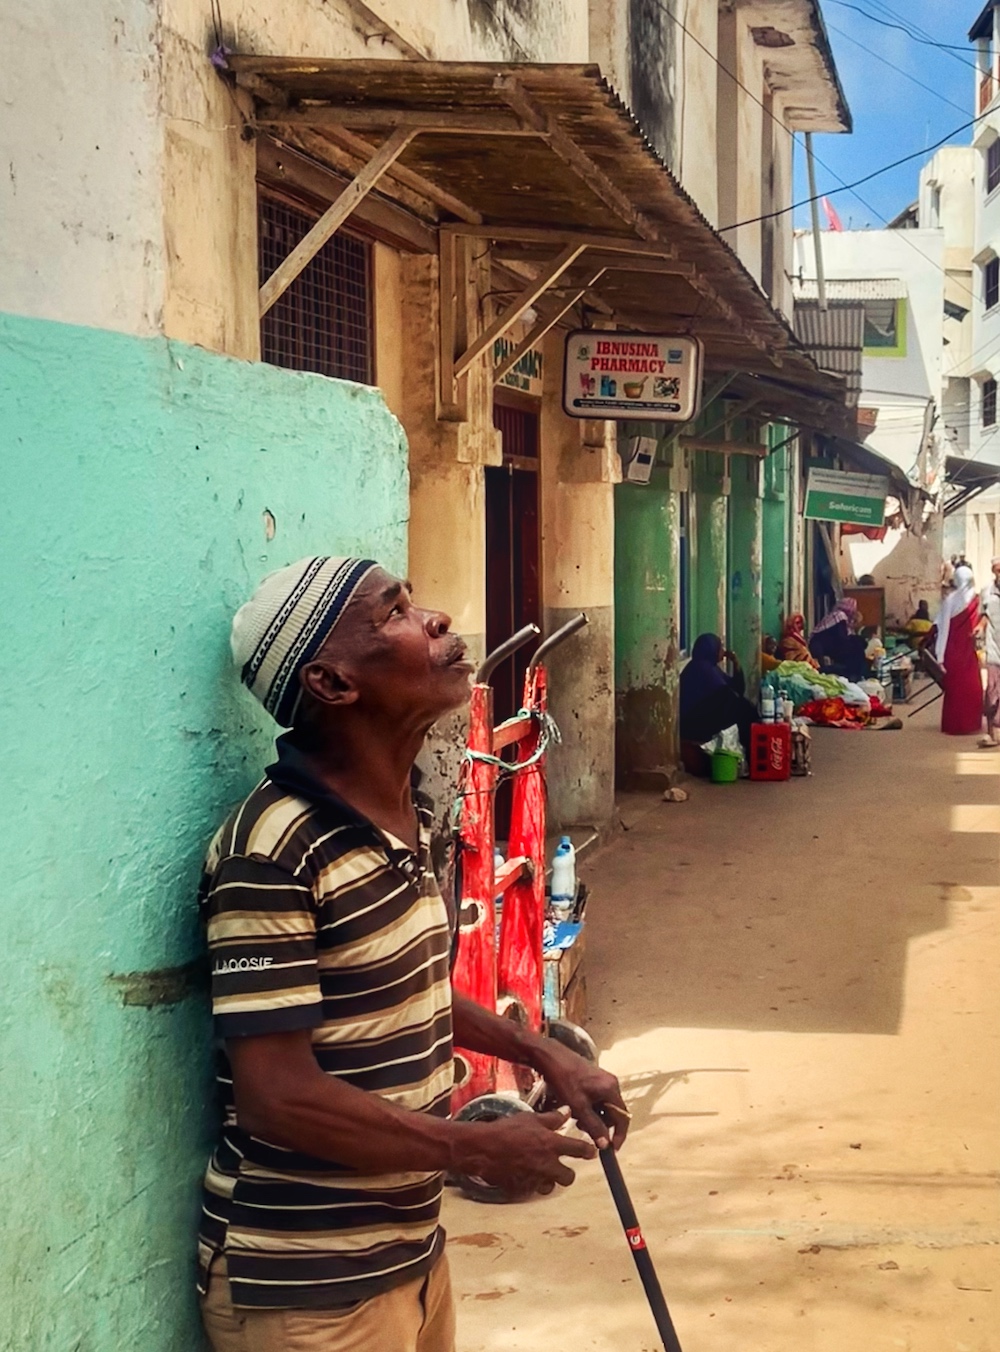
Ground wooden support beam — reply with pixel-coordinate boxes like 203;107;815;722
495;76;665;245
254;105;534;135
679;437;767;457
493;269;607;386
259;127;416;316
258;136;436;254
299;126;481;225
438;229;463;420
454;243;587;380
441;223;676;258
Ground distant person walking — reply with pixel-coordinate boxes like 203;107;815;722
935;565;983;737
979;557;1000;748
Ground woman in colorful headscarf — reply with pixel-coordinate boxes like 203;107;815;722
809;597;866;680
935;564;983;736
779;613;819;668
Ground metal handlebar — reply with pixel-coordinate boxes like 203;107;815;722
476;623;541;685
528;612;589;673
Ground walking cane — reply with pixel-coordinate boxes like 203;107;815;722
599;1110;684;1352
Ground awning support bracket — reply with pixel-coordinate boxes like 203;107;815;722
493;267;608;387
258;126;417;316
452;243;587;382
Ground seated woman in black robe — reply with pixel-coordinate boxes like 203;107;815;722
679;633;757;753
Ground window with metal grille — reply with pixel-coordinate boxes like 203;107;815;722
986;258;1000;312
988;139;1000;195
258;191;373;384
983;377;997;428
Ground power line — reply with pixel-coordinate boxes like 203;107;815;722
721;111;984;232
826;20;969;116
827;0;978;66
649;0;981;318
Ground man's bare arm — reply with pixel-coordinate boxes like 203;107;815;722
227;1029;595;1195
452;994;630;1150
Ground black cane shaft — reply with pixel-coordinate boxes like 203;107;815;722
600;1145;684;1352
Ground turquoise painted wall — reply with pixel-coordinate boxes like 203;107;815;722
614;466;680;780
1;313;408;1352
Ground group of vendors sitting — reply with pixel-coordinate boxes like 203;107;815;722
680;597;898;753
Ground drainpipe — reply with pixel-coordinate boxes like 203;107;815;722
805;133;827;312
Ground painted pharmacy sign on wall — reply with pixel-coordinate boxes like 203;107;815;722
562;331;703;421
804;467;889;527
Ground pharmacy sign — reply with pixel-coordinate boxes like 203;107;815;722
562;331;703;421
804;467;889;527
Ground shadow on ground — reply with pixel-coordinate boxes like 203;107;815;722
583;711;998;1039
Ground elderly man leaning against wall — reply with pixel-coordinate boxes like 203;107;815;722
195;555;629;1352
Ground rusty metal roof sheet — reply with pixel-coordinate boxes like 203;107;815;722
793;299;863;407
228;57;849;428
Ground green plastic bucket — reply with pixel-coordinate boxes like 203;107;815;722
710;750;740;783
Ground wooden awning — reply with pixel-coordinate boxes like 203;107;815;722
228;56;848;428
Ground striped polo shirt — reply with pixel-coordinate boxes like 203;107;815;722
196;738;455;1309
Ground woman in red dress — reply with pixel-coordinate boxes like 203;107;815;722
935;566;983;736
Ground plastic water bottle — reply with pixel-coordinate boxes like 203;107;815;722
494;849;505;933
761;679;775;724
550;836;576;923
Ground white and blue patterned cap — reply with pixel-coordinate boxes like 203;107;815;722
231;556;379;726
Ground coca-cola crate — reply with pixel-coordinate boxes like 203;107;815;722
750;722;791;781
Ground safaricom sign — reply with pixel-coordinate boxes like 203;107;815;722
562;330;704;422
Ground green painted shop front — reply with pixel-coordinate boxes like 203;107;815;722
614;412;798;784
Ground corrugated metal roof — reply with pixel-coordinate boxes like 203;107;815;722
792;300;864;347
792;300;863;407
794;277;908;301
229;57;850;429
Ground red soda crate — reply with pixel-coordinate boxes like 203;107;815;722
750;722;791;781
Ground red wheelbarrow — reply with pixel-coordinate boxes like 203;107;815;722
450;615;595;1193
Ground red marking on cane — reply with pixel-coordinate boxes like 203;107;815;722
626;1226;646;1251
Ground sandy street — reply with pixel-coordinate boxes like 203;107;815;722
445;706;1000;1352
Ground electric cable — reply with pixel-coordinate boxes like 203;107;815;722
826;20;970;116
827;1;979;64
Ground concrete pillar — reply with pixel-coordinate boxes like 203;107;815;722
728;454;763;698
691;450;729;642
539;335;618;832
761;430;791;641
614;464;680;786
399;252;500;838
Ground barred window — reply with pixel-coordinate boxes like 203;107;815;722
988;139;1000;195
258;191;373;384
986;258;1000;313
984;378;997;429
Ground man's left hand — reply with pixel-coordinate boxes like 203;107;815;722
530;1038;630;1151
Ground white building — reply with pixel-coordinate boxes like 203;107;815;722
959;0;1000;578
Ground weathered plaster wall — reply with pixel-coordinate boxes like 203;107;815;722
0;0;165;336
540;339;618;829
614;469;680;784
0;312;408;1352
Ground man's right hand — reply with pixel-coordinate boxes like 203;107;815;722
453;1108;597;1198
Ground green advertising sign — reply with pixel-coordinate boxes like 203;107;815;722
804;468;889;527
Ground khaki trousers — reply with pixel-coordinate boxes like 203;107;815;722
201;1256;456;1352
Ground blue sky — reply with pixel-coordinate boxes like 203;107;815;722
792;0;979;229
